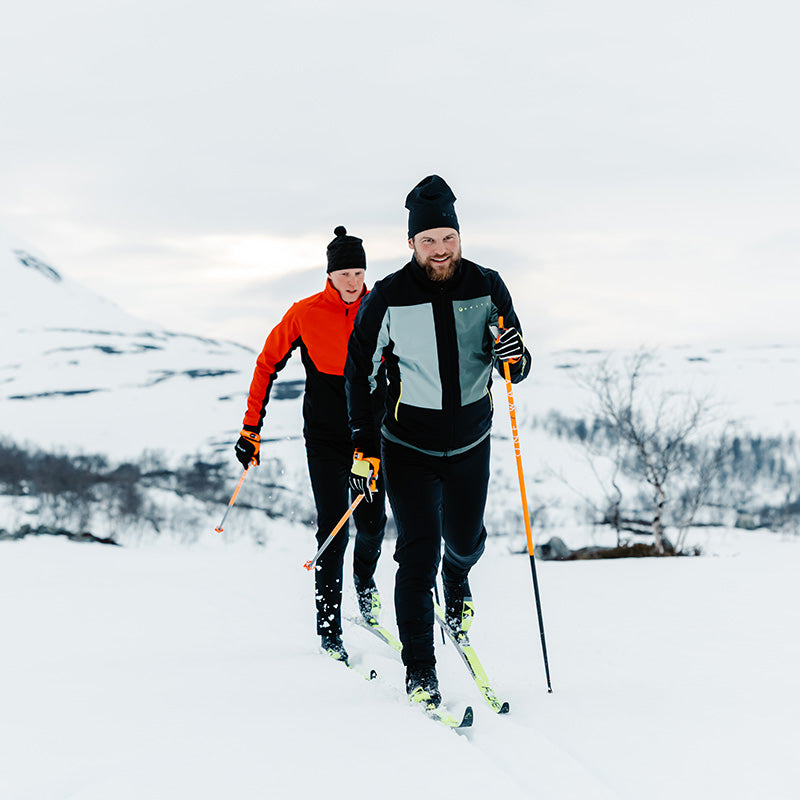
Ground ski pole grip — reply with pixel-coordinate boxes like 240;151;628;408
354;449;381;480
496;315;513;381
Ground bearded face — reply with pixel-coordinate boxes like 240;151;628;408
409;229;462;282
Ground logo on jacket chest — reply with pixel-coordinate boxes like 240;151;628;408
456;299;491;313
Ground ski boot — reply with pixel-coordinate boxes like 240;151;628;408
443;576;474;637
405;663;442;708
321;633;349;665
354;577;381;624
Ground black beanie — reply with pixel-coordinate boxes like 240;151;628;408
326;226;367;273
405;175;459;239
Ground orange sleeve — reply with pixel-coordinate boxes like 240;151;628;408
242;303;302;431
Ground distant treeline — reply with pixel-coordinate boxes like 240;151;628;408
532;411;800;533
2;413;798;545
0;439;313;542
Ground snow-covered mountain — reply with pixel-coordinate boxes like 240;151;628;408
1;227;310;462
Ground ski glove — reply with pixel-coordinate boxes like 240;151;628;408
349;449;381;503
235;429;260;468
494;326;524;363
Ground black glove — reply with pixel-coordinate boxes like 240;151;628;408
349;449;380;503
235;429;260;468
494;327;524;362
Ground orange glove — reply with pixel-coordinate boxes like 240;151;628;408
235;429;260;467
349;449;380;502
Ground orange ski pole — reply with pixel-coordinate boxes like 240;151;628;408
496;316;553;692
214;463;253;533
303;493;365;571
304;453;378;571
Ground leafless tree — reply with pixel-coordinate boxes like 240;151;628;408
579;350;717;554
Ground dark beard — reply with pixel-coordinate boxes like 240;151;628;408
420;255;461;282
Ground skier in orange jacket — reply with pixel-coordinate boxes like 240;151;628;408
235;227;386;663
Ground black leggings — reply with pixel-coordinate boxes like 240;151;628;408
306;438;386;636
382;436;489;667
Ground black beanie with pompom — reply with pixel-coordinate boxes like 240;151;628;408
326;226;366;273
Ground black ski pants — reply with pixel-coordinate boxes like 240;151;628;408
382;436;489;668
306;438;386;637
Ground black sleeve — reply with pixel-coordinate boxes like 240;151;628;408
345;287;389;455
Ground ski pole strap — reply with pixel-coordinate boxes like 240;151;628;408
492;316;521;365
240;429;260;445
235;428;260;466
352;449;380;491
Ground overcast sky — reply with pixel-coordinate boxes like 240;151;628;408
2;0;798;352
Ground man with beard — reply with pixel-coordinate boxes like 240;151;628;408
235;226;386;665
344;176;531;707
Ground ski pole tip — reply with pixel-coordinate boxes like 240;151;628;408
214;526;223;533
303;560;313;571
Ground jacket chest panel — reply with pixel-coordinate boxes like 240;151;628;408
452;295;494;405
384;293;494;411
386;302;441;409
301;304;354;375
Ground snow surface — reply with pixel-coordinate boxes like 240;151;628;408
1;527;799;799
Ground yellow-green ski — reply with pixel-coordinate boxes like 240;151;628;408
408;687;473;729
348;615;473;728
322;644;377;681
434;603;510;714
349;614;404;655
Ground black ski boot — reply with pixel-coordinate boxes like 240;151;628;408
321;633;349;665
354;576;381;623
405;663;441;708
443;576;474;636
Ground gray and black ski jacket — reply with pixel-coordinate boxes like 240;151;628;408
345;257;531;457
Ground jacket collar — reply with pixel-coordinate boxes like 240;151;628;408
324;277;367;309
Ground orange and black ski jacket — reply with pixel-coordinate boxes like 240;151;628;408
243;279;381;444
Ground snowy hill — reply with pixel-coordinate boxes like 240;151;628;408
1;227;305;461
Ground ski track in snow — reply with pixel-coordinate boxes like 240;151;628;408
2;528;800;799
